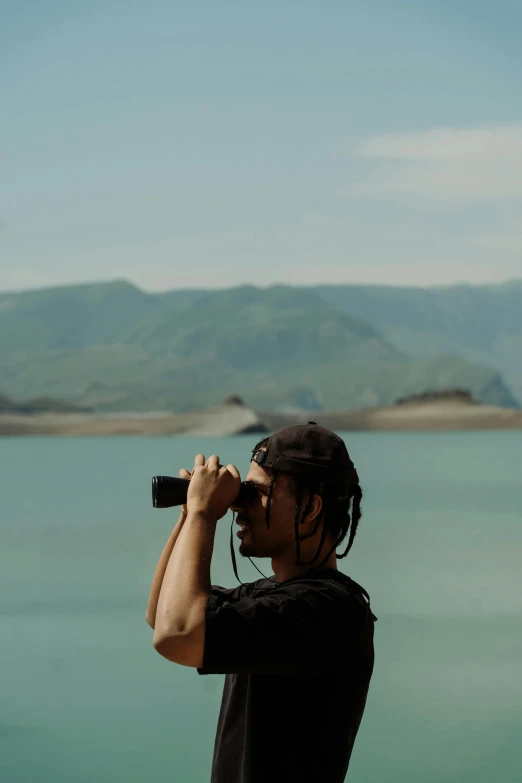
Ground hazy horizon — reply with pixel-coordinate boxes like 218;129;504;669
2;274;522;298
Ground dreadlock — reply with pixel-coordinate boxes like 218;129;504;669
265;473;276;529
288;475;363;570
254;437;363;570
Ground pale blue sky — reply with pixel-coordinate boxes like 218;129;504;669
2;0;522;292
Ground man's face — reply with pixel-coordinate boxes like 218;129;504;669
230;458;314;560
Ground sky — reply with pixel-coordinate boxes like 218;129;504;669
2;0;522;293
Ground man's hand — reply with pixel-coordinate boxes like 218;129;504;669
186;454;241;521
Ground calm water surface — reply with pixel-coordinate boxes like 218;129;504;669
1;432;521;782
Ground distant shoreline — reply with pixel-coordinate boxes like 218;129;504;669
2;398;522;436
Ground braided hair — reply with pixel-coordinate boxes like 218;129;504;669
255;437;363;569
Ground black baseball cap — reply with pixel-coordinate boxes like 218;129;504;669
251;422;359;486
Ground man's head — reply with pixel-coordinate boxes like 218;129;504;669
230;423;363;575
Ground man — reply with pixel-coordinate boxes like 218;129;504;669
146;422;377;783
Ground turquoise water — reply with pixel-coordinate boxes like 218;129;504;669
1;432;521;782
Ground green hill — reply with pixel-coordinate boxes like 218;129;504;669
0;279;166;356
315;279;522;405
0;279;518;412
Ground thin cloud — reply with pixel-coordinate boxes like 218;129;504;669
344;125;522;203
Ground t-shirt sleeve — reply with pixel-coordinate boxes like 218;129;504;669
197;584;360;676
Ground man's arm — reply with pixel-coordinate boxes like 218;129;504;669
152;508;216;638
145;509;187;629
151;454;240;667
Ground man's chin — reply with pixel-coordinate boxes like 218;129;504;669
239;540;255;557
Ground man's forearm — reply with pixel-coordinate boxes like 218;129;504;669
153;509;217;639
145;511;187;628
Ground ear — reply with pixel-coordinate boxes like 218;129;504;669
302;491;323;527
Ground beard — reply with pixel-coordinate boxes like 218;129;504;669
238;530;256;557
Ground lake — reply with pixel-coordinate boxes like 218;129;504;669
1;432;521;782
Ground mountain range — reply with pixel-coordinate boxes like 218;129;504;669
0;278;520;412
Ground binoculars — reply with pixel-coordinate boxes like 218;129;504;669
152;476;257;509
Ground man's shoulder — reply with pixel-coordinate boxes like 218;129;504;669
214;570;375;619
262;570;376;621
251;569;361;605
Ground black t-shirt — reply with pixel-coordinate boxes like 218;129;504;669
197;567;377;783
